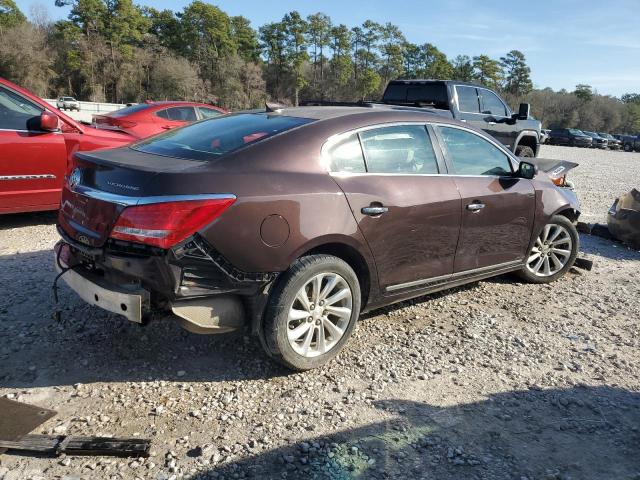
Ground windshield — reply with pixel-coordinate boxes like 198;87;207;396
132;113;314;161
568;129;584;135
63;97;76;101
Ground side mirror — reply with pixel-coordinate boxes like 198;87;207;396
39;110;59;131
517;103;530;120
518;161;538;179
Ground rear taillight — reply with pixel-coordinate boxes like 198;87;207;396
109;198;235;248
552;176;566;187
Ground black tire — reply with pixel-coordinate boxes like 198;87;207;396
261;254;361;371
515;145;534;158
624;143;632;152
516;215;579;284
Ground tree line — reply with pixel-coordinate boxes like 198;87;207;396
0;0;639;133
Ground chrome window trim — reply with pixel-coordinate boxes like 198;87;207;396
0;128;61;134
0;174;56;180
321;121;440;174
323;121;522;175
69;184;236;207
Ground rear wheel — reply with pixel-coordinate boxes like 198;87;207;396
517;215;579;284
261;254;361;371
515;145;534;157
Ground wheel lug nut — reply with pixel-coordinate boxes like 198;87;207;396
307;317;313;322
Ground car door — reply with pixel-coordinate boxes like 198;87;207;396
478;88;515;150
434;125;535;272
326;124;462;293
155;106;198;130
0;84;67;213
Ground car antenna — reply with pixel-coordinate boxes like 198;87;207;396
265;101;285;114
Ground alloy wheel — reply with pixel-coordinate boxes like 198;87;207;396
287;272;353;358
526;224;573;277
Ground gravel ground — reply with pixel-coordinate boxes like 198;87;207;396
1;146;639;480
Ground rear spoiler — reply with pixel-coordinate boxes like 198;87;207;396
526;158;578;179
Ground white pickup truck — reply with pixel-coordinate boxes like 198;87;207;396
56;97;80;111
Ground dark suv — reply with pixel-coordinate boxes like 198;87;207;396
548;128;593;147
55;106;580;370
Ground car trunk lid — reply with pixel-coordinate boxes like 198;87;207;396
58;148;208;248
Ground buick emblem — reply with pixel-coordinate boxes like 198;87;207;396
77;235;91;245
68;168;82;189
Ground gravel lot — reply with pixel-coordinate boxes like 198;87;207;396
1;145;639;480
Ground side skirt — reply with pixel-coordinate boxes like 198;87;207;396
362;260;523;312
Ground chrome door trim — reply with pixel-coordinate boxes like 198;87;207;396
386;259;523;292
0;174;57;180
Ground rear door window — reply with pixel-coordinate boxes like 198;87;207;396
479;90;508;116
360;125;439;174
198;107;223;119
326;133;366;173
456;86;480;113
164;106;197;122
155;109;169;119
438;126;512;176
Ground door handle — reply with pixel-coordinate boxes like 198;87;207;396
361;206;388;216
162;125;173;129
466;203;485;212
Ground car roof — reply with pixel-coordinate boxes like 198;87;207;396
387;79;485;89
145;101;218;108
266;104;454;122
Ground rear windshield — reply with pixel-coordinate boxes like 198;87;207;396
109;104;152;117
382;82;449;108
132;113;313;161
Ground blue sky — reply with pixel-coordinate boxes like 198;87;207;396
18;0;640;96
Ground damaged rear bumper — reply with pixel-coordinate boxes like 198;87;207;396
55;242;150;323
53;235;273;333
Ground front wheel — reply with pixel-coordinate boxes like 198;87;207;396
517;215;579;284
261;254;361;371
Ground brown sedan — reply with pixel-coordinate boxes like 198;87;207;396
55;106;581;370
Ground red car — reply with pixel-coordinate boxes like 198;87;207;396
92;101;227;138
0;77;134;214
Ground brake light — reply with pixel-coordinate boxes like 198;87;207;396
552;176;566;187
110;198;235;248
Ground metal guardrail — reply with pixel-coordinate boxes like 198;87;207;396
43;99;126;113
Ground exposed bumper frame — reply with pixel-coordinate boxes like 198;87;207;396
55;245;150;323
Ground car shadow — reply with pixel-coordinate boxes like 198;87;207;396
1;231;637;390
0;211;57;231
189;385;640;480
0;249;287;389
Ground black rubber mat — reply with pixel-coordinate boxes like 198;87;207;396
0;398;56;454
